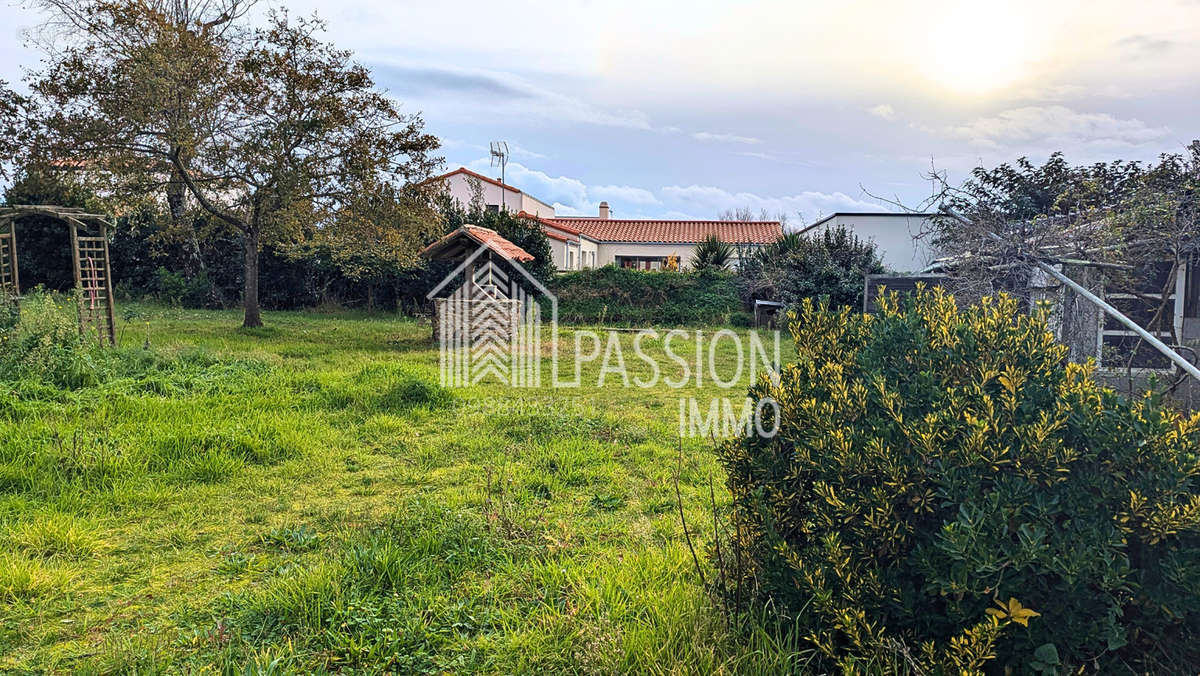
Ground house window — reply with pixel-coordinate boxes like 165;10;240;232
569;250;576;269
616;256;668;270
485;204;499;213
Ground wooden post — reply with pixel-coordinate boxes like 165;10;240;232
69;221;86;341
6;218;18;297
101;222;117;346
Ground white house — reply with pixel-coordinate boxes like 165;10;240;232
545;204;781;270
433;167;557;218
799;212;937;273
429;167;782;271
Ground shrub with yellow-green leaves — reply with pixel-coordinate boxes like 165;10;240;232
719;287;1200;673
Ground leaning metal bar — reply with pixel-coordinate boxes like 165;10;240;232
1035;259;1200;384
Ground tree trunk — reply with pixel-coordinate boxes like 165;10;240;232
242;228;263;328
167;165;207;278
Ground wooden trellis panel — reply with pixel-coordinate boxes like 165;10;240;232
70;223;117;347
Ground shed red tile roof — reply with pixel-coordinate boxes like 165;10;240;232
545;218;782;244
420;225;535;262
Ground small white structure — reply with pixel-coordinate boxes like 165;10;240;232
800;212;937;273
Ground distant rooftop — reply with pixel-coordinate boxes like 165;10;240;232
801;211;936;233
546;217;782;244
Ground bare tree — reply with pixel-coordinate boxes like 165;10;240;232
718;206;789;228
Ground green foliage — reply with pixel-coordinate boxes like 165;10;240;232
153;267;214;307
3;168;102;292
550;265;741;325
439;196;556;282
738;226;884;310
0;291;93;388
693;234;734;271
720;288;1200;673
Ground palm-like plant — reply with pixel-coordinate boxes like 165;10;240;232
693;234;733;270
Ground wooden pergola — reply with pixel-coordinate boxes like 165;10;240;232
0;204;117;346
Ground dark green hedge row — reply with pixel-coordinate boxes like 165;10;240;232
548;266;747;326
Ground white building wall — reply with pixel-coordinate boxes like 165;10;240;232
440;173;524;213
593;242;762;269
520;194;556;218
579;237;598;268
595;242;697;267
806;214;935;273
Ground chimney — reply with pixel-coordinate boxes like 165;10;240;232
598;201;610;219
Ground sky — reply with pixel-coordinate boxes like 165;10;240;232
2;0;1199;226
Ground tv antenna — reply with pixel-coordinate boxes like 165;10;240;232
490;141;509;187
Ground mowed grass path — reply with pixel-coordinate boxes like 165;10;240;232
0;306;807;673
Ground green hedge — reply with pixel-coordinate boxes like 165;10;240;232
548;266;745;326
719;288;1200;673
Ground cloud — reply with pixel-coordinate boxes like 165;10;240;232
946;106;1170;149
659;184;887;224
507;143;547;160
692;131;762;144
460;157;879;223
1116;34;1174;55
373;61;654;131
374;64;536;99
867;104;896;120
590;184;661;205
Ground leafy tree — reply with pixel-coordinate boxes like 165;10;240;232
439;198;555;282
25;0;259;278
25;4;441;327
692;234;733;271
0;80;26;182
739;226;883;309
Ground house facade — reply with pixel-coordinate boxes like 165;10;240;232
800;212;937;273
429;167;782;271
545;204;781;270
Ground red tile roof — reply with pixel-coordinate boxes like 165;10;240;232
517;211;581;243
426;167;521;194
545;218;782;244
420;225;535;262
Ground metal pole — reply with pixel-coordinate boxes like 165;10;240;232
1035;259;1200;383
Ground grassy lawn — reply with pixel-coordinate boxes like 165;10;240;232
0;304;809;673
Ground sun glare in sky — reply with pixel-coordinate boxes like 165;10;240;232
921;4;1033;95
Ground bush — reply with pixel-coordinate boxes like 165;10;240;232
737;227;884;311
719;288;1200;673
550;266;741;325
0;290;98;388
153;267;214;308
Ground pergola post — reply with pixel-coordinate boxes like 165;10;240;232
101;222;117;346
0;216;17;299
68;220;86;342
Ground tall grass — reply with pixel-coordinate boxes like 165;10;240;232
0;305;807;673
